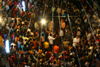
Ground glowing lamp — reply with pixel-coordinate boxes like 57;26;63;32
41;19;46;25
5;40;10;53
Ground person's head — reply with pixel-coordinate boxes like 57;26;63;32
76;35;78;38
50;34;52;36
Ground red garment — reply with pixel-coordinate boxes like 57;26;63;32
60;56;64;61
13;8;18;16
73;31;76;36
8;0;12;6
50;57;56;63
8;57;13;65
0;32;3;38
81;0;84;4
62;51;67;57
33;41;36;48
14;1;18;5
96;40;99;42
13;11;16;16
46;51;51;58
66;56;70;61
86;17;88;19
11;34;13;40
12;54;16;61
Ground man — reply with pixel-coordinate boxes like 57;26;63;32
48;34;57;50
59;29;64;44
72;35;80;48
34;21;39;31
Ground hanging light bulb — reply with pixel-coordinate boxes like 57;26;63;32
41;19;46;25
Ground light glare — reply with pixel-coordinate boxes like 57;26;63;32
0;18;2;22
5;40;10;53
41;19;46;24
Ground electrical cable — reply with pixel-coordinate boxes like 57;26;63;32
91;0;100;11
66;1;81;67
79;0;99;53
57;1;66;67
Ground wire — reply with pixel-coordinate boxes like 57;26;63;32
2;0;13;11
51;0;54;66
91;0;100;11
86;0;98;15
85;0;100;51
79;0;99;53
66;1;81;67
57;1;66;67
36;0;47;67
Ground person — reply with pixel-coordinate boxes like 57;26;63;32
59;29;64;44
72;35;80;48
34;21;39;31
48;34;57;50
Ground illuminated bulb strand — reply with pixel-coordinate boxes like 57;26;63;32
86;0;100;21
66;1;81;67
79;0;99;52
91;0;100;11
67;13;81;67
85;0;100;52
7;0;21;38
57;1;66;67
86;0;98;16
2;0;13;10
35;0;47;67
51;0;54;66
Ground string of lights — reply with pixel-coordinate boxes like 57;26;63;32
79;0;99;53
91;0;100;11
67;2;81;67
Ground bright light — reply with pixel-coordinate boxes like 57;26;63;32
0;18;1;22
0;17;2;22
5;40;10;53
41;19;46;25
22;1;26;11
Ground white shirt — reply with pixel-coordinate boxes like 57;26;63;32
48;35;55;44
3;1;5;6
34;22;39;30
6;5;9;10
73;37;80;47
59;30;64;36
87;33;91;40
16;18;20;25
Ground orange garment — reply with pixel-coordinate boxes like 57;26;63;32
0;36;4;48
69;46;72;51
33;41;36;48
53;45;59;53
21;11;24;16
61;22;65;29
15;37;19;42
39;49;42;53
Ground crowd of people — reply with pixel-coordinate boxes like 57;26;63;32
0;0;100;67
